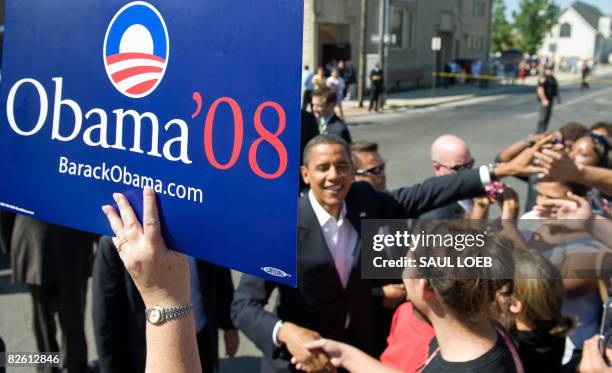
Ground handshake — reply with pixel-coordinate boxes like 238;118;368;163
281;322;391;373
280;285;406;372
279;322;337;372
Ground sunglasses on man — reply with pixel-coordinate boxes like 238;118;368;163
442;158;475;172
355;163;386;176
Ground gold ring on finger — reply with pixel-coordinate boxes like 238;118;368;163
115;236;129;253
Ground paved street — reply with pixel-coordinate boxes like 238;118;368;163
1;73;612;372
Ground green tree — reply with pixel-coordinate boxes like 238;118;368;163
513;0;560;55
491;0;514;53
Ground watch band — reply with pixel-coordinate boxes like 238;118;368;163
146;304;193;325
488;163;498;181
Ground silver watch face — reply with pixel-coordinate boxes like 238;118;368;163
148;308;163;324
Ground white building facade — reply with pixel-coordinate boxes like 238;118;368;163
539;1;612;63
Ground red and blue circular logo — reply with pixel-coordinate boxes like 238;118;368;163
103;1;169;98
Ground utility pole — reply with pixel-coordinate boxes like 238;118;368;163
357;0;368;107
378;0;387;79
377;0;389;106
383;0;389;94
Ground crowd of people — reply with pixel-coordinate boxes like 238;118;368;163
441;56;593;89
302;60;385;116
1;69;612;373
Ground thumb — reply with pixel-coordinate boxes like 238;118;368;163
303;339;327;351
330;357;344;368
533;134;556;151
565;192;586;207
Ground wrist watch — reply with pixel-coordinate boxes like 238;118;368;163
145;304;193;325
488;163;499;181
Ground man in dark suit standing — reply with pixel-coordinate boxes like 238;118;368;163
369;63;384;112
311;87;351;144
536;65;561;134
350;141;406;356
93;236;238;373
9;216;96;373
232;135;536;372
420;134;476;220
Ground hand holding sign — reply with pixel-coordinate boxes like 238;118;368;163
102;188;190;308
102;188;202;373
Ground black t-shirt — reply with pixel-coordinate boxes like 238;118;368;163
538;75;558;100
424;335;518;373
516;329;565;373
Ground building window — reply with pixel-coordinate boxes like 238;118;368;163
390;7;404;48
560;23;572;38
389;7;414;49
473;0;486;17
469;35;484;51
457;0;463;14
406;11;414;48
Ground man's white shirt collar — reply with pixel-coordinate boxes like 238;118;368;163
309;190;347;227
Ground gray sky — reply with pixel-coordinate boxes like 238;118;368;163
505;0;612;20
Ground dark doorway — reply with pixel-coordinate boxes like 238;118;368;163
322;43;351;66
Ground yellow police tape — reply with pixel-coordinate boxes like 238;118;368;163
434;72;612;85
435;72;505;81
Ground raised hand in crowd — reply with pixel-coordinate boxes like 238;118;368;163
277;322;335;372
491;184;528;249
535;192;612;249
535;191;593;221
496;184;520;220
470;195;491;219
102;188;202;373
578;335;612;373
535;146;612;195
493;134;556;178
497;131;561;163
292;339;399;373
535;147;582;182
470;183;520;220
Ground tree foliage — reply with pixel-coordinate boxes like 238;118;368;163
513;0;560;55
491;0;514;53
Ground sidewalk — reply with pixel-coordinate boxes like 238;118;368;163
341;64;612;117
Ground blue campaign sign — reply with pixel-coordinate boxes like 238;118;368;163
0;1;303;286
